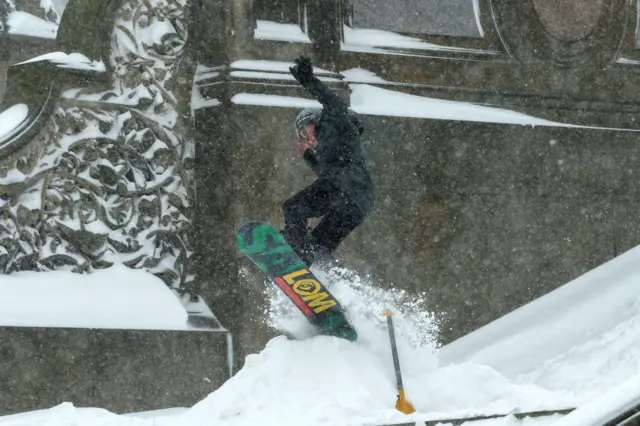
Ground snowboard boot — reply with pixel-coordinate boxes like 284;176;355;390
302;235;344;270
280;228;316;266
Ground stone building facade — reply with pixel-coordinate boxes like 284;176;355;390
2;0;640;415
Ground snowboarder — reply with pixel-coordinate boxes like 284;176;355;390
282;55;375;266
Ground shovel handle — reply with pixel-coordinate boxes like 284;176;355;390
384;311;404;391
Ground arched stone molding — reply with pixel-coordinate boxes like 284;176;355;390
0;0;115;160
489;0;628;67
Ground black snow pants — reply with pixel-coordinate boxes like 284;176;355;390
283;178;366;266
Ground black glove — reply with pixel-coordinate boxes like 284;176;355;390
289;55;314;85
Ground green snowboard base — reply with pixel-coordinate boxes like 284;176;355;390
236;221;357;342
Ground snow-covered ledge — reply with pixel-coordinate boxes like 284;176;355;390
16;52;106;73
0;264;234;415
0;259;227;334
0;263;234;378
1;263;192;330
222;60;640;132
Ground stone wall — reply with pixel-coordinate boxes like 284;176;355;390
197;101;640;351
4;0;640;412
187;0;640;363
0;327;229;415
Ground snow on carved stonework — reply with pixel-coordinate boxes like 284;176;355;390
0;0;196;293
5;0;68;39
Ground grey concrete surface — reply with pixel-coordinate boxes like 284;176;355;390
0;327;229;416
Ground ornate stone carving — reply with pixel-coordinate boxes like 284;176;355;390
0;0;196;294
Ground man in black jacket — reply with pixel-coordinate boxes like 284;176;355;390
282;55;375;266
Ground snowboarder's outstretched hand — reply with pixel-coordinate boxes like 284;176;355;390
290;55;313;85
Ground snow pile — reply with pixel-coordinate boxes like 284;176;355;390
186;335;403;426
0;263;189;330
0;259;636;425
439;244;640;383
183;335;571;426
517;300;640;402
0;263;576;426
552;373;640;426
188;265;574;426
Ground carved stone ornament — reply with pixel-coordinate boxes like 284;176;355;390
0;0;197;294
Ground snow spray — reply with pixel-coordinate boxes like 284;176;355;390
384;311;415;415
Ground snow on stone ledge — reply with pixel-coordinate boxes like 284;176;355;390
349;83;561;126
616;57;640;65
230;59;336;75
230;70;340;82
17;52;106;72
341;26;496;55
8;11;58;39
231;83;640;131
231;85;562;127
191;86;221;114
232;93;321;109
0;264;190;330
253;20;311;43
341;68;389;84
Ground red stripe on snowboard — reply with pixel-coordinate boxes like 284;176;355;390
274;276;313;316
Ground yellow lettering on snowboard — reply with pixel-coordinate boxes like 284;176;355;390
303;291;337;314
282;269;337;313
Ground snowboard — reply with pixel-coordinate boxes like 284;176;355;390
236;221;357;342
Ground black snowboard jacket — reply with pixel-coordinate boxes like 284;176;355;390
299;75;376;216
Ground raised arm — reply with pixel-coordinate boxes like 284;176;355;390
289;55;348;119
